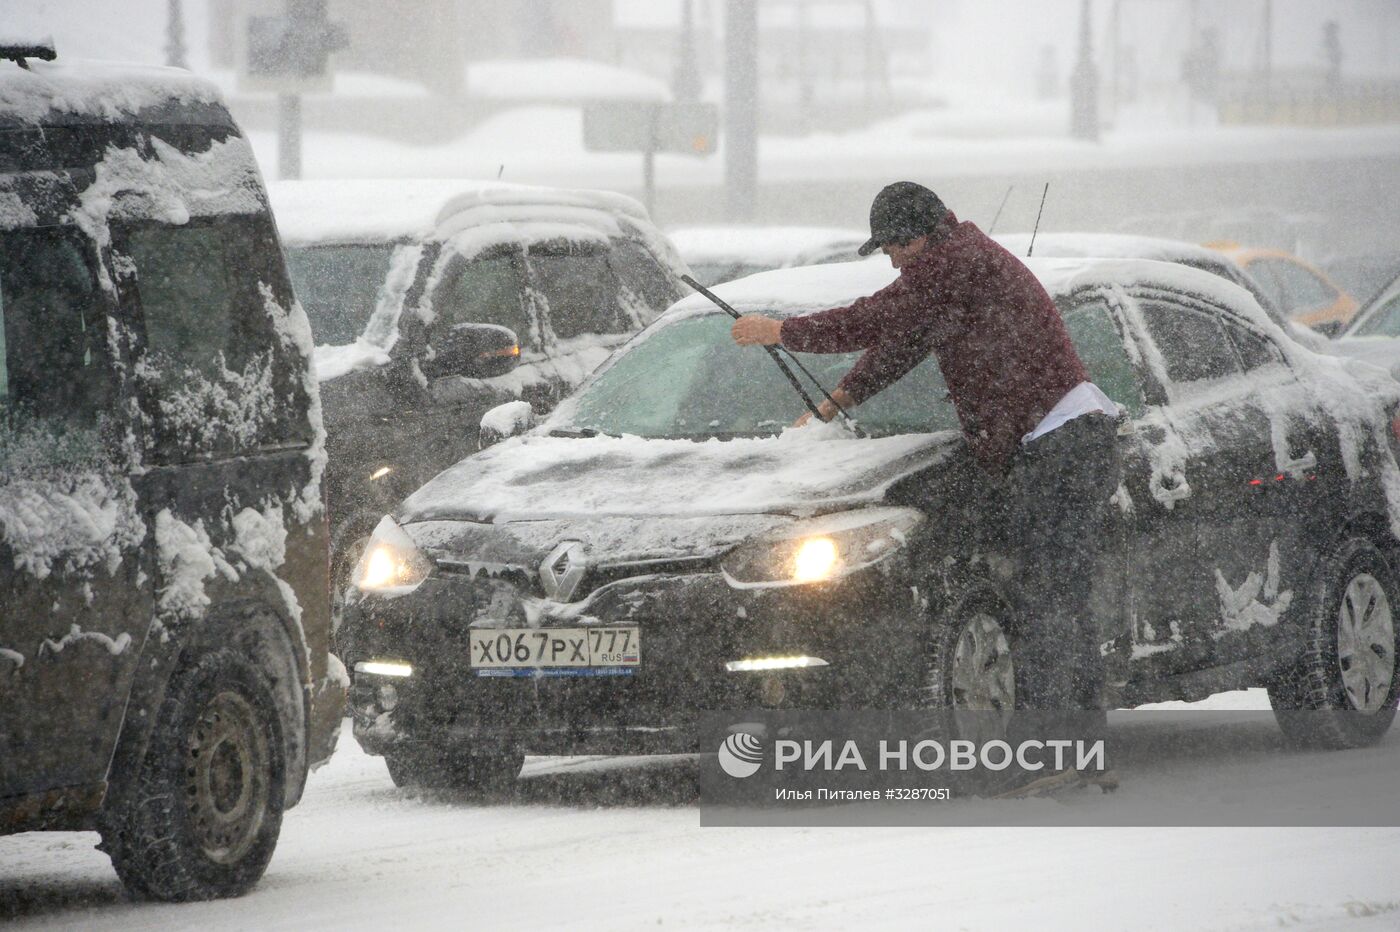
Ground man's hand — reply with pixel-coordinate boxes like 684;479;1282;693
731;315;783;346
793;387;855;427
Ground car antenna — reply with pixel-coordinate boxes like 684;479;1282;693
497;164;505;179
987;185;1013;234
1027;182;1050;257
680;274;865;436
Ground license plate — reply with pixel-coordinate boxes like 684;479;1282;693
469;627;640;677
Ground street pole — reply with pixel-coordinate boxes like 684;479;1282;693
278;94;302;179
1070;0;1100;142
724;0;758;221
165;0;188;69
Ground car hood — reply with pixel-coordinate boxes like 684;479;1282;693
397;427;960;566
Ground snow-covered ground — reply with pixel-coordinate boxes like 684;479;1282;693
4;690;1399;931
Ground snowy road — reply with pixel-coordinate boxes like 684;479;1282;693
4;691;1400;931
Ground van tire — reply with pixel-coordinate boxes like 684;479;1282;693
102;648;286;901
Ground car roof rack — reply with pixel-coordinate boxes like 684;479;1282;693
1;37;57;69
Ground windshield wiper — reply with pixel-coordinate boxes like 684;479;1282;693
680;274;866;438
548;427;602;438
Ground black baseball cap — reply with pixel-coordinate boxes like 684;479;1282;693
857;181;949;256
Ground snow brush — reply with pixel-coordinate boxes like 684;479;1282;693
680;274;864;436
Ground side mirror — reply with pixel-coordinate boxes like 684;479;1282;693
479;400;535;448
421;323;520;380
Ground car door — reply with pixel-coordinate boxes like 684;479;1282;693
0;224;153;801
1125;291;1284;675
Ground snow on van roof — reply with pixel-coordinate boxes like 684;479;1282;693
0;57;222;124
269;178;651;247
668;225;869;267
666;254;1266;328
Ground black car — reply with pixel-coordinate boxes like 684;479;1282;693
268;179;690;603
340;257;1400;791
0;46;343;898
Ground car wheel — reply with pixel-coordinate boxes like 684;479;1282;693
1269;537;1399;749
384;743;523;796
922;601;1018;742
102;648;286;901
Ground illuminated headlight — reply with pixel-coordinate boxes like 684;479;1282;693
720;507;923;589
352;516;433;594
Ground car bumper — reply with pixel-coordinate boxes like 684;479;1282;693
339;564;922;757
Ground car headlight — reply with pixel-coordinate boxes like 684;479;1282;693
720;507;923;588
352;516;433;595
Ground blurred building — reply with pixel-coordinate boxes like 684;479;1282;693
209;0;613;97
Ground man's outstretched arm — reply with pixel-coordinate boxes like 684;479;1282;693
731;277;915;352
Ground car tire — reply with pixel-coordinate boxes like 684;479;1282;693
102;648;286;901
1268;537;1400;749
384;744;523;796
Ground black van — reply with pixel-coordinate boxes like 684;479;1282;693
0;45;344;899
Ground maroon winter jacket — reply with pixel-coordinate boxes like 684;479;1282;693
779;213;1087;468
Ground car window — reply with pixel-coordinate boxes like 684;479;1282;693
1222;321;1283;371
123;216;313;458
0;227;111;427
1139;301;1242;385
530;252;628;339
1063;301;1145;417
126;222;244;376
284;243;394;345
1352;293;1400;338
1247;258;1335;315
437;255;532;346
609;240;680;319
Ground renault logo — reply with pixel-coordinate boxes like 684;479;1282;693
540;541;587;602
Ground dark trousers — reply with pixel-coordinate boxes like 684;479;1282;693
1004;412;1122;713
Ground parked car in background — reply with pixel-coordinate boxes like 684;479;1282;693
668;225;867;285
1323;250;1400;309
1208;242;1358;335
0;44;343;900
339;256;1400;793
1331;271;1400;379
993;232;1329;351
268;179;690;607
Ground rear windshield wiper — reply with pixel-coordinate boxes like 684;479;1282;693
548;427;602;438
681;275;866;438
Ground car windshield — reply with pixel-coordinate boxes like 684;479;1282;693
284;243;396;345
557;311;959;439
1350;289;1400;337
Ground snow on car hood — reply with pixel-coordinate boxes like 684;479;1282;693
399;425;958;527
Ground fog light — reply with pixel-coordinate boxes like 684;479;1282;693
725;656;829;673
355;660;413;678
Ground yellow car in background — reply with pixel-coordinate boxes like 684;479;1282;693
1209;242;1359;335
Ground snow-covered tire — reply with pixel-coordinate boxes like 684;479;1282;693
1268;537;1400;749
922;598;1018;735
102;648;286;901
384;743;523;796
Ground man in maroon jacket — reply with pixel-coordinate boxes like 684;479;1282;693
732;182;1122;791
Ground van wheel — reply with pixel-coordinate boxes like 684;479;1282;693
1269;538;1399;749
384;743;523;797
102;649;286;901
